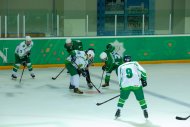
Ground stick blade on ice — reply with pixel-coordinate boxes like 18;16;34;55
52;77;56;80
176;115;190;120
96;103;101;106
176;116;186;120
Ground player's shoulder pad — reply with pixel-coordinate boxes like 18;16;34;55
20;41;26;47
132;61;140;66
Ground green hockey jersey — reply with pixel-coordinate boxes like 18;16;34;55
104;51;123;73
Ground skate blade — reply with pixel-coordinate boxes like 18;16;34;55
12;78;17;80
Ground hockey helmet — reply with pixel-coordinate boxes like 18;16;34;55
25;36;32;46
76;40;81;43
26;36;32;42
66;38;72;44
87;50;95;59
106;43;115;52
123;55;131;62
100;52;107;61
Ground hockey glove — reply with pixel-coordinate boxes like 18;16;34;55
71;56;76;63
81;69;87;77
26;52;31;57
102;65;106;71
22;61;27;67
141;78;147;87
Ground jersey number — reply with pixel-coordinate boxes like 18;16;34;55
112;52;121;59
126;68;133;78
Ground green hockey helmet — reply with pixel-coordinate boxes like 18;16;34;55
106;44;115;52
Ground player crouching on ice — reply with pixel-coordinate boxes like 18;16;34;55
115;55;148;119
99;44;123;87
65;49;95;94
11;36;35;79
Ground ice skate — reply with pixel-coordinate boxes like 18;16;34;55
143;109;148;119
115;109;121;119
102;83;109;87
87;83;93;89
31;73;35;78
69;84;75;89
11;74;17;80
74;88;83;94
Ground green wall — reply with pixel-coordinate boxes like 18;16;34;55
0;35;190;66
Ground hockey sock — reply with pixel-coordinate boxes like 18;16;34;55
139;99;147;109
27;63;33;71
71;74;80;88
117;97;125;107
13;64;20;72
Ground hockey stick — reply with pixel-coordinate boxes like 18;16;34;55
96;94;120;106
176;115;190;120
19;66;26;84
89;80;102;93
52;68;65;80
98;70;105;89
80;68;102;93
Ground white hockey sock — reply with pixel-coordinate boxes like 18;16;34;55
117;107;122;110
70;76;74;85
30;71;34;75
12;71;17;76
71;74;80;88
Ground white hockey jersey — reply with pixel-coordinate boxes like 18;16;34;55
67;50;88;70
15;41;33;58
117;61;146;88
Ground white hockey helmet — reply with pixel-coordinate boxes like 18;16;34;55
87;50;95;59
26;36;32;41
66;38;72;44
100;52;107;60
76;40;81;43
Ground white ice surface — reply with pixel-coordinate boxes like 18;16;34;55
0;64;190;127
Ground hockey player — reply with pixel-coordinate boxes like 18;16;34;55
99;44;123;87
11;36;35;79
115;55;148;119
65;49;93;94
84;49;95;89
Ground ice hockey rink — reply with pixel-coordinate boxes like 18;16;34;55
0;63;190;127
